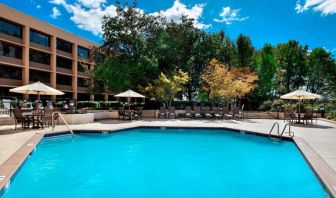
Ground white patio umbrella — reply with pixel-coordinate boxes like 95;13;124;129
115;90;145;110
280;89;322;112
9;81;64;102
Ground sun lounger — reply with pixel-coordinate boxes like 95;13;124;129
168;106;176;119
194;106;202;119
158;107;167;119
204;106;213;119
212;107;222;119
222;107;233;119
185;106;193;118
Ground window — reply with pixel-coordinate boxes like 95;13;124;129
77;46;89;59
30;30;50;47
29;50;50;65
57;56;72;70
0;64;22;80
77;77;87;87
0;41;22;59
94;53;104;63
57;39;72;53
29;70;50;83
0;19;22;38
56;74;72;85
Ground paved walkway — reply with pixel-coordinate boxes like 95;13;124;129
0;119;335;171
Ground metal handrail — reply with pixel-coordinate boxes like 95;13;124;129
280;123;294;139
268;122;280;138
52;111;74;138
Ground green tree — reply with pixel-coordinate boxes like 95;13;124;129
306;48;336;95
253;44;277;97
237;34;254;68
274;40;308;95
95;57;130;93
100;1;160;90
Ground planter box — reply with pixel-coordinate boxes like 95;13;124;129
93;111;118;120
59;113;94;124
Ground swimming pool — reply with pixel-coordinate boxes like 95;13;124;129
1;128;327;197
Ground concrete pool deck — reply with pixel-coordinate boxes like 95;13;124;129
0;118;336;196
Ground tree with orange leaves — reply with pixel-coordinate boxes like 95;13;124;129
202;59;258;102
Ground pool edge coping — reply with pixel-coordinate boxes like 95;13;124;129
0;132;43;196
294;137;336;197
0;125;335;197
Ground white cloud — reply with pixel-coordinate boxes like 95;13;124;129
51;7;61;19
151;0;210;29
49;0;210;35
214;7;248;25
77;0;107;8
36;5;41;9
295;0;336;15
49;0;117;35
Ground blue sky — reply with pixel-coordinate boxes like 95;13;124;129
1;0;336;54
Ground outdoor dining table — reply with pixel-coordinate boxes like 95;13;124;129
125;110;135;120
295;112;305;124
23;112;44;129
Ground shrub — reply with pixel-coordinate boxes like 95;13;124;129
270;99;284;112
328;109;336;120
259;100;272;111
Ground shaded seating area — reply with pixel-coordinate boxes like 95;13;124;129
118;106;144;120
156;105;244;120
13;107;60;130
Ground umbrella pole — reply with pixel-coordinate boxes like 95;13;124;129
128;97;131;110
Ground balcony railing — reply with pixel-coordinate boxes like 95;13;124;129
56;67;73;75
0;32;23;45
0;78;22;87
0;56;23;66
29;61;51;71
56;84;73;92
77;86;89;93
30;42;51;53
57;50;73;59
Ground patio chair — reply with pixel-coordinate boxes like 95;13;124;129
185;106;193;118
233;108;244;119
13;108;31;130
204;106;213;119
212;107;222;119
168;106;176;119
284;109;297;123
43;108;54;127
303;109;314;124
158;107;166;119
313;109;319;124
222;107;233;119
193;106;202;119
118;107;126;120
133;107;143;120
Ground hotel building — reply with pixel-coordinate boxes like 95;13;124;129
0;4;106;101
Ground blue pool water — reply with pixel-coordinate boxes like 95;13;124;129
2;128;327;197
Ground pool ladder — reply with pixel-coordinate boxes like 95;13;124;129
52;112;75;138
268;122;294;139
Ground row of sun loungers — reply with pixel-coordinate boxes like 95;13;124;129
158;106;244;119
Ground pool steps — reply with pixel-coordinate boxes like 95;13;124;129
52;112;74;138
269;122;294;140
